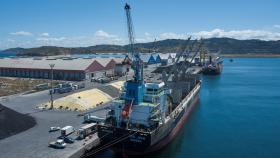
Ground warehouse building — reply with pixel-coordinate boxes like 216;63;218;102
0;57;124;81
140;54;159;65
140;53;177;65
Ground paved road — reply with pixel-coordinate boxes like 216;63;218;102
0;86;107;158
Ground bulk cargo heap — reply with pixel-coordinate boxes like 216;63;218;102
97;3;201;156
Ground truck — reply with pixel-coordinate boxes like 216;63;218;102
36;83;50;91
61;126;74;137
77;123;97;139
84;114;105;123
49;82;85;95
49;139;66;149
58;87;72;94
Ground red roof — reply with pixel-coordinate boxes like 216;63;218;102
105;59;117;70
85;59;121;72
85;60;104;72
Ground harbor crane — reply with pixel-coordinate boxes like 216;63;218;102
124;3;143;83
123;3;145;105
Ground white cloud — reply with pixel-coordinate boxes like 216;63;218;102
159;32;188;39
7;39;15;42
3;28;280;49
39;32;50;37
94;30;115;38
93;30;127;45
10;31;33;36
273;25;280;29
36;37;66;41
192;28;280;40
144;32;151;36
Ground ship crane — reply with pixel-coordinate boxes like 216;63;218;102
180;39;204;73
123;3;145;108
124;3;143;83
163;38;203;82
162;37;191;81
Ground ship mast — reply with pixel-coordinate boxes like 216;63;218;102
124;3;143;83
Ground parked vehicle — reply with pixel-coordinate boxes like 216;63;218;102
73;85;78;90
78;83;85;89
84;114;105;123
36;83;50;91
91;77;98;82
97;77;111;83
64;137;75;144
58;87;72;94
77;123;97;139
61;126;74;137
49;139;66;149
49;82;85;95
49;126;60;132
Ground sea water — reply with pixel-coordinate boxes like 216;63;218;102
96;58;280;158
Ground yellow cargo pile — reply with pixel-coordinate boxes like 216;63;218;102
109;81;125;90
41;89;112;111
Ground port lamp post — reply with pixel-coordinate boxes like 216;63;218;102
49;64;55;110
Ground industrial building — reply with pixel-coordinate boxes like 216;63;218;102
0;57;124;81
140;53;176;65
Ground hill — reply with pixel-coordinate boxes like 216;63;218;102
1;38;280;56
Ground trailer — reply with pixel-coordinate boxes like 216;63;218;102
61;126;74;137
49;82;84;95
77;123;97;139
36;83;50;90
84;114;105;123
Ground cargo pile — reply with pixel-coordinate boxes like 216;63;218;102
40;88;113;111
0;104;36;140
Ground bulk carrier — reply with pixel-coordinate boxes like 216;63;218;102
202;55;223;75
97;3;201;156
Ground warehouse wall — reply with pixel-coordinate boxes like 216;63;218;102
0;68;85;81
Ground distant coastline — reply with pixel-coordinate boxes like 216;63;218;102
1;38;280;57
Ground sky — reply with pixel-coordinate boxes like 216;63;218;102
0;0;280;49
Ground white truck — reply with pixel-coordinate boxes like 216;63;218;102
49;139;66;149
61;126;74;137
84;114;105;123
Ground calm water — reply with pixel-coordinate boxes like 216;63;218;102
72;53;126;58
96;58;280;158
0;52;16;57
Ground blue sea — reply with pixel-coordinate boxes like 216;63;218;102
96;58;280;158
72;53;126;58
0;52;16;57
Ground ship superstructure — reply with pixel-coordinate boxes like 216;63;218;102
202;55;223;75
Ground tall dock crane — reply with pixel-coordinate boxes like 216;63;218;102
124;3;143;83
123;3;144;106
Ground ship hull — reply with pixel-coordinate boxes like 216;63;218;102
98;82;201;156
202;63;223;75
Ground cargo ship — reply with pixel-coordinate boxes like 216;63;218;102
202;55;223;75
97;3;201;156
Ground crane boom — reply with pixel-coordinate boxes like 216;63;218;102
124;3;143;83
